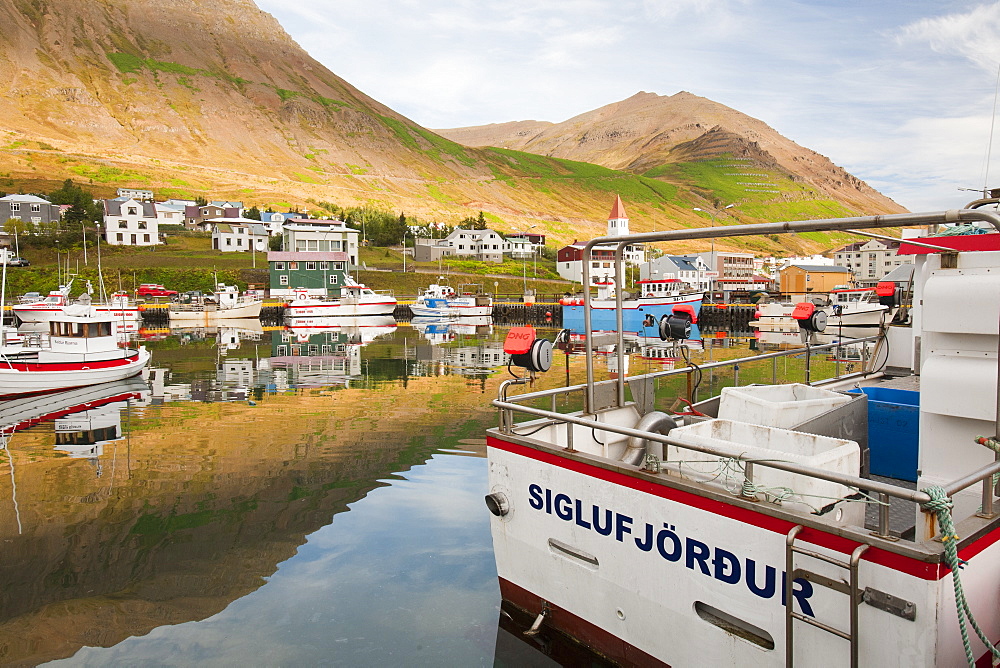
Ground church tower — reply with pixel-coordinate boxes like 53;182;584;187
608;194;630;236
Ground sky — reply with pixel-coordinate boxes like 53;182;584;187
256;0;1000;213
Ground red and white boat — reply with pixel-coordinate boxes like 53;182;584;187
283;276;397;317
14;283;140;324
0;307;150;398
487;211;1000;666
751;285;895;333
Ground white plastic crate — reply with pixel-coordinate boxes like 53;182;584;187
717;383;852;428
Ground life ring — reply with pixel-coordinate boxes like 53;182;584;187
646;293;654;298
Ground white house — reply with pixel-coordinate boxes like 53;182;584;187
211;218;270;252
154;202;186;227
413;228;509;263
259;211;298;236
102;198;160;246
640;255;714;292
281;218;360;267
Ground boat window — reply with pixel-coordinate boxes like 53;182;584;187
694;601;774;650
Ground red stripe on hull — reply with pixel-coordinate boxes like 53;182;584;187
499;577;668;667
487;435;984;581
2;353;140;372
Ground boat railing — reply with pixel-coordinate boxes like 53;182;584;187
495;208;1000;545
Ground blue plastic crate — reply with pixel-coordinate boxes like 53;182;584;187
848;387;919;482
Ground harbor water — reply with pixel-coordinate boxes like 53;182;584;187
0;320;846;666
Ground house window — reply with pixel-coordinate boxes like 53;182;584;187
307;240;318;251
289;262;298;270
275;262;285;270
331;241;342;251
226;238;232;246
143;234;150;243
308;345;319;355
277;345;288;356
138;221;147;230
296;240;307;251
30;204;40;212
119;220;128;229
318;240;330;251
128;207;137;215
10;203;19;211
279;275;289;285
237;238;243;246
31;217;40;223
329;275;338;284
116;233;124;241
321;344;331;355
333;262;343;270
319;262;329;270
306;262;316;270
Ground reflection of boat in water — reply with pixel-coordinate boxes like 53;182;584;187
285;315;397;345
283;276;397;317
562;277;704;333
486;210;1000;666
0;376;149;433
0;309;150;398
168;284;263;323
410;283;492;318
410;316;492;344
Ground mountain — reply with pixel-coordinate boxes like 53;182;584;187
436;91;904;216
0;0;902;254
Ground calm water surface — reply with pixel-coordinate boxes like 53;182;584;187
0;319;796;666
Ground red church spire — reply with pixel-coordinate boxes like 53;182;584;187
609;194;627;220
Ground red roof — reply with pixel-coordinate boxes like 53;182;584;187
609;195;627;220
897;233;1000;255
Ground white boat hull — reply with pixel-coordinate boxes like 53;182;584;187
13;305;141;323
409;303;492;318
486;434;999;666
0;347;150;398
284;300;396;317
168;301;263;322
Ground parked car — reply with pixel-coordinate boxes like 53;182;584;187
3;257;29;266
136;283;179;298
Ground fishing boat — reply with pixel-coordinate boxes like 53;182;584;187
751;285;897;333
486;209;1000;666
283;276;397;317
409;283;493;318
168;284;263;323
13;281;140;324
0;307;150;398
561;276;704;333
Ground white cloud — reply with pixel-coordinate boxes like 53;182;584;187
896;3;1000;72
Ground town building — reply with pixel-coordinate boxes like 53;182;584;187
102;198;161;246
281;219;360;267
698;250;757;282
153;202;186;226
211;219;270;252
833;238;912;285
413;228;508;263
116;188;154;201
184;203;242;230
266;251;350;298
640;255;714;292
555;195;644;284
779;264;850;295
0;194;62;225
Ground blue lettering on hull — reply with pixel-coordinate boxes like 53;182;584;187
525;483;815;616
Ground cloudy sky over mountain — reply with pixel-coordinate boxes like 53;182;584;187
258;0;1000;212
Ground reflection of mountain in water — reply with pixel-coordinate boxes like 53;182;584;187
0;370;503;665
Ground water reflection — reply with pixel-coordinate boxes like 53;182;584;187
0;318;568;666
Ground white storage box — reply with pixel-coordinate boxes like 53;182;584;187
717;383;852;428
668;419;862;522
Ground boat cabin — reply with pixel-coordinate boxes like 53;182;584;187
47;314;121;356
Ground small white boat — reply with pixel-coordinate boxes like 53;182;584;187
751;285;894;332
168;284;263;323
13;282;140;324
0;307;150;398
410;283;492;318
283;276;397;317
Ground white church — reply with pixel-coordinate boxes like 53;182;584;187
555;195;646;284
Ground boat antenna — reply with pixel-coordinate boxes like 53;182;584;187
983;61;1000;193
